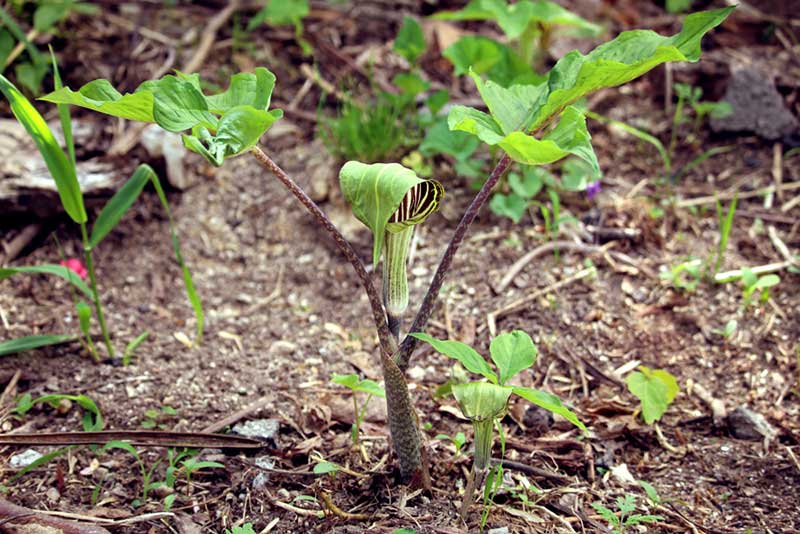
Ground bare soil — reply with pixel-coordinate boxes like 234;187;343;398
0;1;798;533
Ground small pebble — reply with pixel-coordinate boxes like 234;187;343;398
232;419;280;444
10;449;42;469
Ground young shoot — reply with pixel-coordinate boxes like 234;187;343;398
330;373;386;445
411;330;585;520
625;366;679;425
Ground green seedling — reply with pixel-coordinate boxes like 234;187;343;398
0;62;202;360
740;268;780;307
434;431;467;459
626;366;679;425
671;82;732;146
435;0;601;81
15;392;103;431
592;494;663;534
330;373;386;444
141;405;177;430
122;332;149;366
712;319;738;339
103;441;161;507
248;0;311;54
412;330;584;521
659;258;702;292
713;195;737;276
181;457;225;485
0;1;97;93
38;7;732;484
225;524;256;534
312;461;342;477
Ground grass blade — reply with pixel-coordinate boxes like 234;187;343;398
585;110;671;173
0;334;76;356
89;165;150;248
49;46;75;166
0;264;92;298
0;74;85;222
123;332;149;366
143;165;204;343
0;6;46;73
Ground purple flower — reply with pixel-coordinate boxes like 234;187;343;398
586;180;602;200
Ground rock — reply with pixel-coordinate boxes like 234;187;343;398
251;456;274;491
45;487;60;503
141;124;197;190
711;67;799;141
10;449;42;468
487;528;509;534
232;419;280;445
728;406;777;441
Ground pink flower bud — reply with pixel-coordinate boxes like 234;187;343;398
59;258;88;280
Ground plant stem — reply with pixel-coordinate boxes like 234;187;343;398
396;153;513;370
250;148;429;484
80;223;114;358
250;147;396;358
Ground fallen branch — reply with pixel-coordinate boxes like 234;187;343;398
0;430;262;449
0;498;110;534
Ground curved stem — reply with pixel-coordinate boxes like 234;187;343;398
396;153;512;370
250;147;396;358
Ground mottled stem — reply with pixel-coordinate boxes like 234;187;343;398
251;147;429;483
250;147;396;358
396;153;513;369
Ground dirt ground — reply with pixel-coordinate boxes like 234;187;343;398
0;1;799;533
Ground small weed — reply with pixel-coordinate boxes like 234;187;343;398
330;373;385;445
434;431;467;459
592;494;663;534
625;366;679;424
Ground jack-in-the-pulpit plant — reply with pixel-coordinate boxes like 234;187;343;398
339;162;443;337
35;6;733;484
412;330;585;519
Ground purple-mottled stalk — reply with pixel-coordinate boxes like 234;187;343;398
395;153;512;370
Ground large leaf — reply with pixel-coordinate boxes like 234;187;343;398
512;386;586;431
418;119;479;161
409;332;497;383
490;330;537;385
182;106;282;166
339;162;442;265
40;68;281;137
626;366;679;424
0;264;92;298
452;382;513;421
434;0;601;39
0;74;86;223
204;67;276;114
498;106;600;174
394;16;425;64
442;36;540;87
528;6;734;130
0;334;76;357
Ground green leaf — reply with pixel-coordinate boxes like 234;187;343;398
490;330;537;385
90;165;151;247
50;47;76;168
41;80;157;123
123;332;149;366
528;7;734;130
76;300;92;336
183;106;282;166
204;67;276;113
754;274;780;290
143;166;204;343
626;366;679;424
313;461;341;475
433;0;601;39
0;334;76;357
33;2;71;32
0;30;13;67
442;36;540;87
489;192;527;223
248;0;309;30
331;373;386;398
182;458;225;472
338;161;443;265
409;332;497;383
0;264;92;298
393;72;429;97
508;168;545;198
419;119;479;161
104;440;138;457
448;105;506;145
452;382;513;421
40;68;281;140
394;16;425;64
0;74;86;223
512;386;586;430
498;106;600;173
29;393;103;431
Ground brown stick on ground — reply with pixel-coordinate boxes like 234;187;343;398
0;498;110;534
